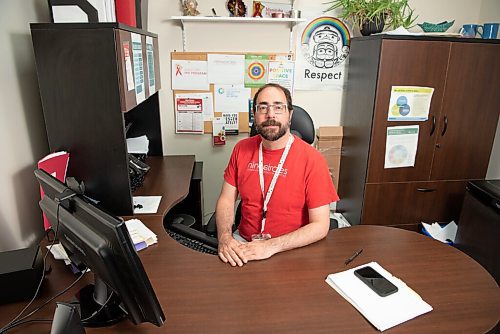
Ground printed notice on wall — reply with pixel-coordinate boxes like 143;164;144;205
131;33;145;104
208;54;245;85
222;112;239;135
387;86;434;121
175;94;203;134
171;60;209;91
268;60;295;92
214;85;251;113
212;117;226;146
122;41;135;91
145;36;155;94
384;125;419;169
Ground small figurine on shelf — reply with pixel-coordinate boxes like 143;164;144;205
226;0;247;17
252;1;265;18
181;0;200;16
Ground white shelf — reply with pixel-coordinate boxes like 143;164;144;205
171;16;305;51
171;16;306;23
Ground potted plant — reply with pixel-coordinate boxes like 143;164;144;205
324;0;417;36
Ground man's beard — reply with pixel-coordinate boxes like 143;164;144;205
255;119;290;141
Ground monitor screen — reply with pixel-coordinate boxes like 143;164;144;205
34;169;165;328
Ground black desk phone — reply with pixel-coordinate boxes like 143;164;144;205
128;154;150;175
128;154;150;191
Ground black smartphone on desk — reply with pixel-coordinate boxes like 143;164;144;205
354;266;398;297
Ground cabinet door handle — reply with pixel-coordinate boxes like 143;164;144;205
441;115;448;136
430;115;436;136
417;188;436;192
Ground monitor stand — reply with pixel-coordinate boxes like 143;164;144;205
78;276;126;327
50;276;126;332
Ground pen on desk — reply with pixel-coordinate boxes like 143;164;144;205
344;249;363;266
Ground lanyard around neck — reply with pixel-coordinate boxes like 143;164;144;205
258;134;294;233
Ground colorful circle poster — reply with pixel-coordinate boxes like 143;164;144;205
244;54;268;88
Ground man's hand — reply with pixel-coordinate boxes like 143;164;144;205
240;240;278;261
218;233;248;267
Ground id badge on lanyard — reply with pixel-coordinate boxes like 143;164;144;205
251;135;294;241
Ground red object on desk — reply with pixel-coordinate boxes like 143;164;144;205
37;151;70;230
115;0;136;27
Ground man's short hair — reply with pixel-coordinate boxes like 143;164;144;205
252;83;293;113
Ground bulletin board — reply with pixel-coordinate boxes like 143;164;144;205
171;51;293;134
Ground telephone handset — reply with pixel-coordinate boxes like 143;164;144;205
128;154;150;191
128;154;150;174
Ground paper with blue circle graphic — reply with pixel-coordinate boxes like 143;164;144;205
384;126;419;169
388;86;434;121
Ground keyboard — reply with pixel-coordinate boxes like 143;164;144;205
165;223;218;255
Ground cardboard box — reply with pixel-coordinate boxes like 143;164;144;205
315;126;343;191
316;126;343;149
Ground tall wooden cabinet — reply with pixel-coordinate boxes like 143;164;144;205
338;36;500;231
31;23;162;215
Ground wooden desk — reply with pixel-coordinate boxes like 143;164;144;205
133;155;196;218
1;223;498;333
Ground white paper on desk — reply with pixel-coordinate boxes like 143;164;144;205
126;135;149;154
133;196;162;214
125;219;157;246
325;262;432;331
46;244;71;265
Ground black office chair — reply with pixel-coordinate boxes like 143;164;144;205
205;105;338;237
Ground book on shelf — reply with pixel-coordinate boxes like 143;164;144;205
38;151;70;230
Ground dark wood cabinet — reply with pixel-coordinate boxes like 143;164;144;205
338;36;500;230
31;23;163;215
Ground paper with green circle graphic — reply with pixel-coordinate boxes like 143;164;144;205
244;54;268;88
384;126;419;169
387;86;434;121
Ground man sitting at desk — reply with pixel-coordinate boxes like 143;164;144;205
215;83;339;267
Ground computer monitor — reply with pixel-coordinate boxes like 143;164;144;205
34;169;165;328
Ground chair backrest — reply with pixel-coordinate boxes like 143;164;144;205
250;105;315;144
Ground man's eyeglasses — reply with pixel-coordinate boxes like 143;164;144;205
255;104;288;115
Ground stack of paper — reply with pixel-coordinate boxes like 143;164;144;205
125;219;158;251
325;262;432;331
126;135;149;154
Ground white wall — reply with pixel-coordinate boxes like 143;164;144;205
0;0;498;251
148;0;500;217
0;0;49;251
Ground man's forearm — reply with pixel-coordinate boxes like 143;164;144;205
215;199;236;239
268;221;329;254
241;220;329;261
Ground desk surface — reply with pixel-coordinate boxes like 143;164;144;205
1;221;498;333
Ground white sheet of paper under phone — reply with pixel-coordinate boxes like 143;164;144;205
325;262;432;331
133;196;162;214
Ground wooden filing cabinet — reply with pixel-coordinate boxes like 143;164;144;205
337;36;500;231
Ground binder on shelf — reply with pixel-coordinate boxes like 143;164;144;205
115;0;137;27
49;0;104;23
37;151;70;230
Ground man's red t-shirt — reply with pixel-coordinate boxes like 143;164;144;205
224;135;339;241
